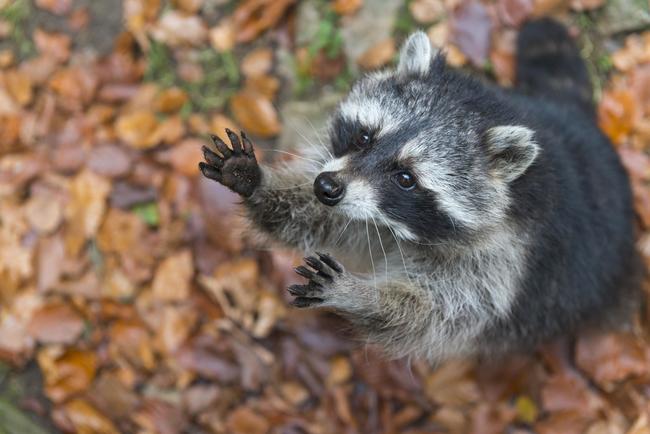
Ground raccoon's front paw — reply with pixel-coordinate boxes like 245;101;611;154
288;252;345;308
199;129;261;198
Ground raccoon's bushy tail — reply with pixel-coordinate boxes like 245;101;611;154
516;18;594;116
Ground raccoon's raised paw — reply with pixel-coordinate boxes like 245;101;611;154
199;129;261;198
288;252;344;308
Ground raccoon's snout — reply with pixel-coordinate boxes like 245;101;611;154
314;172;345;206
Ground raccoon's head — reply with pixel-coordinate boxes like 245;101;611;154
315;32;539;244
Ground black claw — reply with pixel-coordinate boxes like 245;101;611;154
291;297;323;308
202;146;224;168
315;252;343;273
225;128;242;154
304;256;324;272
240;131;254;155
199;162;222;181
210;134;232;157
294;266;314;279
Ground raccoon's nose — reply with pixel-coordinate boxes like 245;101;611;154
314;172;345;206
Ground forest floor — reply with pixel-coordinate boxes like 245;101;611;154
0;0;650;433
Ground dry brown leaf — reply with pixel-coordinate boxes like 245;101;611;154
210;114;240;140
232;0;296;43
124;0;161;33
39;349;97;403
33;28;71;63
35;0;72;14
226;406;270;434
570;0;605;11
61;398;120;434
332;0;363;16
155;305;198;354
116;110;160;149
25;193;63;234
245;75;280;100
535;410;593;434
410;0;446;24
152;10;208;47
327;355;352;385
155;87;189;113
159;138;204;176
532;0;568;16
209;20;236;52
241;48;274;78
497;0;534;27
152;250;194;302
5;70;33;106
87;144;133;178
598;89;637;145
450;0;492;66
37;235;65;291
65;170;111;254
230;90;281;138
108;320;155;370
575;332;649;390
172;0;203;13
357;38;396;70
27;303;85;345
425;359;480;406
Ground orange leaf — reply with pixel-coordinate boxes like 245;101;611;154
115;110;160;149
357;38;396;70
332;0;363;15
598;89;636;145
33;28;71;63
60;399;120;434
39;349;97;403
27;303;85;345
155;87;188;113
230;90;281;138
152;250;194;302
233;0;296;43
241;48;274;78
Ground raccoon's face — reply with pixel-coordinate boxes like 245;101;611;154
314;32;539;244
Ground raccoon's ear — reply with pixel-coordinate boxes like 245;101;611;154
397;31;434;78
485;126;539;182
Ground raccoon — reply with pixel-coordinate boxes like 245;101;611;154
199;19;641;361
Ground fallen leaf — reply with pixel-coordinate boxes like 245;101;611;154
209;20;235;52
115;110;160;149
35;0;72;14
230;90;281;138
33;28;71;63
108;320;155;370
570;0;605;11
332;0;363;15
172;0;203;13
241;48;274;78
425;359;480;406
152;10;208;47
155;87;189;113
87;144;133;178
39;349;97;403
357;38;396;70
450;0;492;66
27;303;85;345
25;193;63;234
245;75;280;100
409;0;446;23
5;70;33;106
60;399;119;434
226;406;270;434
37;235;65;291
232;0;296;43
575;332;649;390
598;89;637;145
158;138;203;176
497;0;534;27
152;250;194;302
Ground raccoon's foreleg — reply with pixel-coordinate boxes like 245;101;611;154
199;130;347;250
289;253;432;343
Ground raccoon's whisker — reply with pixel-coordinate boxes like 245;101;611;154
261;149;324;167
305;117;333;159
371;216;389;282
388;225;413;286
365;220;377;293
334;217;354;246
287;118;329;162
273;181;313;190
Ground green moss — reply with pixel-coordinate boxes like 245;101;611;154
0;0;35;59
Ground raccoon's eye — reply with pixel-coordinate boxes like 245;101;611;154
355;129;372;148
393;171;417;191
